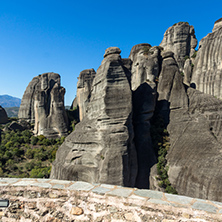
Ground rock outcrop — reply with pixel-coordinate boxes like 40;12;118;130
129;44;161;90
160;22;197;71
191;18;222;99
18;72;68;138
0;106;8;124
51;19;222;202
51;47;137;187
76;69;96;121
166;88;222;201
128;44;160;188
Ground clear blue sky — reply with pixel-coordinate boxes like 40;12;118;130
0;0;221;105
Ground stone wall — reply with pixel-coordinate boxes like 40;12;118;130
0;178;222;221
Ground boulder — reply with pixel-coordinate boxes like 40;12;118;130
191;18;222;99
0;106;8;124
18;72;68;138
6;121;24;131
51;47;137;187
160;22;197;70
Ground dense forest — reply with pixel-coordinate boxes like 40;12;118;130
0;108;79;178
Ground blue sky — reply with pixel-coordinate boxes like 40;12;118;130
0;0;221;105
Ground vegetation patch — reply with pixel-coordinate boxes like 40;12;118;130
150;113;177;194
0;107;79;178
143;46;151;55
0;127;64;178
184;55;190;61
191;51;197;59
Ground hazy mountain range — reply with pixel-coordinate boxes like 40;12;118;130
0;95;21;107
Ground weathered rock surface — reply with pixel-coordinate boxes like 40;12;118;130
129;43;161;90
191;18;222;99
0;106;8;124
133;83;157;188
129;43;160;188
157;51;188;111
167;88;222;201
6;121;24;131
51;19;222;202
51;47;137;186
18;72;68;138
76;68;96;121
160;22;197;70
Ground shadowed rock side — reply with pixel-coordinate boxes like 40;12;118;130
151;48;222;201
129;44;160;188
191;18;222;99
133;83;157;188
0;106;8;124
76;69;96;121
18;72;68;138
160;22;197;71
51;47;137;187
167;88;222;201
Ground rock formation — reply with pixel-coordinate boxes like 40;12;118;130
160;22;197;71
129;44;161;90
18;72;68;138
191;18;222;98
166;88;222;201
51;47;137;187
51;18;222;202
0;106;8;124
76;69;96;121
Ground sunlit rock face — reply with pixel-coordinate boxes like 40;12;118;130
76;69;96;121
51;47;137;187
191;18;222;99
129;43;161;91
18;72;68;138
160;22;197;71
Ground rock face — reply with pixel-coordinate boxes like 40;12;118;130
191;18;222;98
76;69;96;121
160;22;197;70
129;44;160;188
51;47;137;186
18;72;68;138
51;19;222;202
129;43;160;90
0;106;8;124
166;88;222;201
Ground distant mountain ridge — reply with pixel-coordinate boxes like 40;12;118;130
0;95;21;107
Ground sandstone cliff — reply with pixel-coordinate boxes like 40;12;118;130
18;72;68;138
51;18;222;202
191;18;222;98
160;22;197;71
76;68;96;121
51;47;137;186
